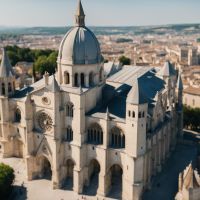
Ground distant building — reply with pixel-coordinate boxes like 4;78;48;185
188;48;199;66
183;86;200;108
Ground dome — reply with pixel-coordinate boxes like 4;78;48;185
58;26;102;65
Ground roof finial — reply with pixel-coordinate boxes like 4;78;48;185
105;107;110;120
75;0;85;27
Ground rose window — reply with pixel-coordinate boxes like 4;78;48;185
38;112;53;132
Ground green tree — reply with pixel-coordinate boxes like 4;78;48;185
183;105;200;131
119;56;131;65
34;53;57;76
0;163;15;199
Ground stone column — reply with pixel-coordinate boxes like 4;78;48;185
85;74;89;88
52;168;61;189
73;169;83;194
97;174;107;196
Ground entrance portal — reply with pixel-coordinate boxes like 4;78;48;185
63;159;75;190
84;159;100;195
37;156;52;180
108;164;123;199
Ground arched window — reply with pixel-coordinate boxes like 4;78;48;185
65;126;73;142
132;111;135;118
74;73;78;87
128;111;131;117
110;127;125;148
87;123;103;145
66;103;74;117
2;83;5;95
15;108;21;123
142;112;145;118
81;73;85;87
99;67;103;82
64;72;70;84
138;112;142;118
8;82;12;93
89;72;94;86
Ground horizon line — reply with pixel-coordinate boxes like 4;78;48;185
0;22;200;29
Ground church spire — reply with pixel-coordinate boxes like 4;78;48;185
0;48;14;78
75;0;85;27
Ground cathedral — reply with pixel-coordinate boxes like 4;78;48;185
0;1;183;200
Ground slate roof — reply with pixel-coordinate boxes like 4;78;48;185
126;79;148;105
47;75;60;93
87;65;165;120
0;48;14;77
57;0;102;65
158;61;176;77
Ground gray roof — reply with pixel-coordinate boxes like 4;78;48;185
58;0;102;65
0;48;14;77
127;79;148;105
177;73;183;90
47;75;60;93
58;26;102;65
158;61;176;77
104;61;122;77
87;66;165;120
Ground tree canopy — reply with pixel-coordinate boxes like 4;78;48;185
0;163;15;199
119;55;131;65
5;46;58;77
183;105;200;131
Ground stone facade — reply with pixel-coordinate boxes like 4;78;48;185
0;1;183;200
175;163;200;200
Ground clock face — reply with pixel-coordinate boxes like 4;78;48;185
38;112;53;132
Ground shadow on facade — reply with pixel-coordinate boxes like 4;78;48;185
83;159;100;196
62;159;75;191
107;164;123;200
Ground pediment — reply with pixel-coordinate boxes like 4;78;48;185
35;137;52;157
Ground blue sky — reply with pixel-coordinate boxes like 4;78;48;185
0;0;199;27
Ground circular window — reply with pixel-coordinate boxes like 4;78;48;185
37;112;53;132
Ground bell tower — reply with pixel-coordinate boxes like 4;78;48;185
126;79;148;157
0;48;16;97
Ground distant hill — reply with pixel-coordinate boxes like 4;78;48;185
0;24;200;36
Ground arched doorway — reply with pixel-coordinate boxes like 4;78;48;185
37;156;52;180
84;159;100;195
63;159;75;190
108;164;123;199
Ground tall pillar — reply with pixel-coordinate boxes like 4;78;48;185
97;174;107;196
85;74;89;87
73;169;83;194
